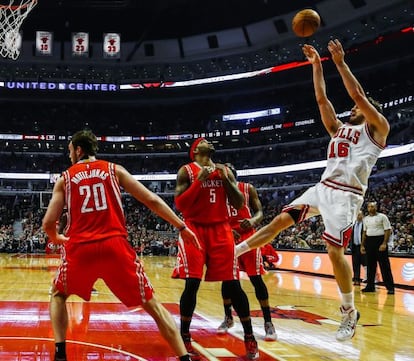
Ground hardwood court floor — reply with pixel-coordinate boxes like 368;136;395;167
0;253;413;361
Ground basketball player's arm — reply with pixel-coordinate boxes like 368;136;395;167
174;165;203;212
328;39;389;143
117;164;201;249
42;176;69;244
240;184;263;230
216;163;244;210
302;44;341;136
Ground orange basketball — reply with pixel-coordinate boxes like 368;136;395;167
292;9;321;38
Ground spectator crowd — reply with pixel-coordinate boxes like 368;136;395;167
0;170;412;257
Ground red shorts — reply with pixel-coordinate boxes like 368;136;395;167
172;221;239;281
238;229;265;276
54;236;154;307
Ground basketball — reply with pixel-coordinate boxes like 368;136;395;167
292;9;321;38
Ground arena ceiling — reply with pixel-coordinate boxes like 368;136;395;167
25;0;326;41
0;0;412;104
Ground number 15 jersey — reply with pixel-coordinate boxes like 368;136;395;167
62;159;127;243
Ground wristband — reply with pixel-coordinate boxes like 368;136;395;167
235;241;251;257
177;225;187;232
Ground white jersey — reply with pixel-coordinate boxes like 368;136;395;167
320;122;384;195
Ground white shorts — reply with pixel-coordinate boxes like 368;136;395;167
283;182;363;247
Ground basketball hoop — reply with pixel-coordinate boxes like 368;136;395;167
0;0;37;60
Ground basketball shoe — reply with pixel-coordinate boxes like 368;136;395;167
264;321;277;341
336;306;360;341
54;357;67;361
244;334;259;360
217;316;234;334
182;333;201;361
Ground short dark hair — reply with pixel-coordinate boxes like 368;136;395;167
368;97;383;114
70;129;98;156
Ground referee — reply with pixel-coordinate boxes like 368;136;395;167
361;201;395;294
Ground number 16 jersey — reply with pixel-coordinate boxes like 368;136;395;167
321;122;384;195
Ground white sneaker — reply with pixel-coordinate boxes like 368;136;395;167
336;306;360;341
217;316;234;334
264;321;277;341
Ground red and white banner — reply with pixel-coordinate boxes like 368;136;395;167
36;31;53;56
72;32;89;57
103;33;120;59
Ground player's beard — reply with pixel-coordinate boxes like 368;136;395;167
348;113;364;125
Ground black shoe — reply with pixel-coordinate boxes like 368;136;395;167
54;357;67;361
361;287;375;293
387;289;395;295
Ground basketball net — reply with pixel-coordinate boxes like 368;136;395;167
0;0;37;60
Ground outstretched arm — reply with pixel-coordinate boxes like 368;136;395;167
117;164;201;249
328;39;389;145
303;44;341;136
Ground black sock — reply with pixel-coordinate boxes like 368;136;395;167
179;355;191;361
261;305;272;323
180;319;192;336
241;319;253;336
55;342;66;358
224;303;233;319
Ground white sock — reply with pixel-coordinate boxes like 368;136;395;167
235;241;251;257
341;291;355;310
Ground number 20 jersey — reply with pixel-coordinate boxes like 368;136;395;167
321;122;384;195
62;159;127;243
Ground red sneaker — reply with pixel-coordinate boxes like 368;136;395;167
244;335;259;360
182;333;201;361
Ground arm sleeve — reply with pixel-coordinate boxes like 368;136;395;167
382;214;392;230
175;178;202;212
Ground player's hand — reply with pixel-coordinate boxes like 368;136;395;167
327;39;345;65
239;218;255;230
53;234;69;245
360;245;366;254
232;229;241;242
197;165;214;182
180;227;202;250
302;44;320;64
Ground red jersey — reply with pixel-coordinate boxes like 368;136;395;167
62;159;127;243
179;162;229;224
228;182;252;235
